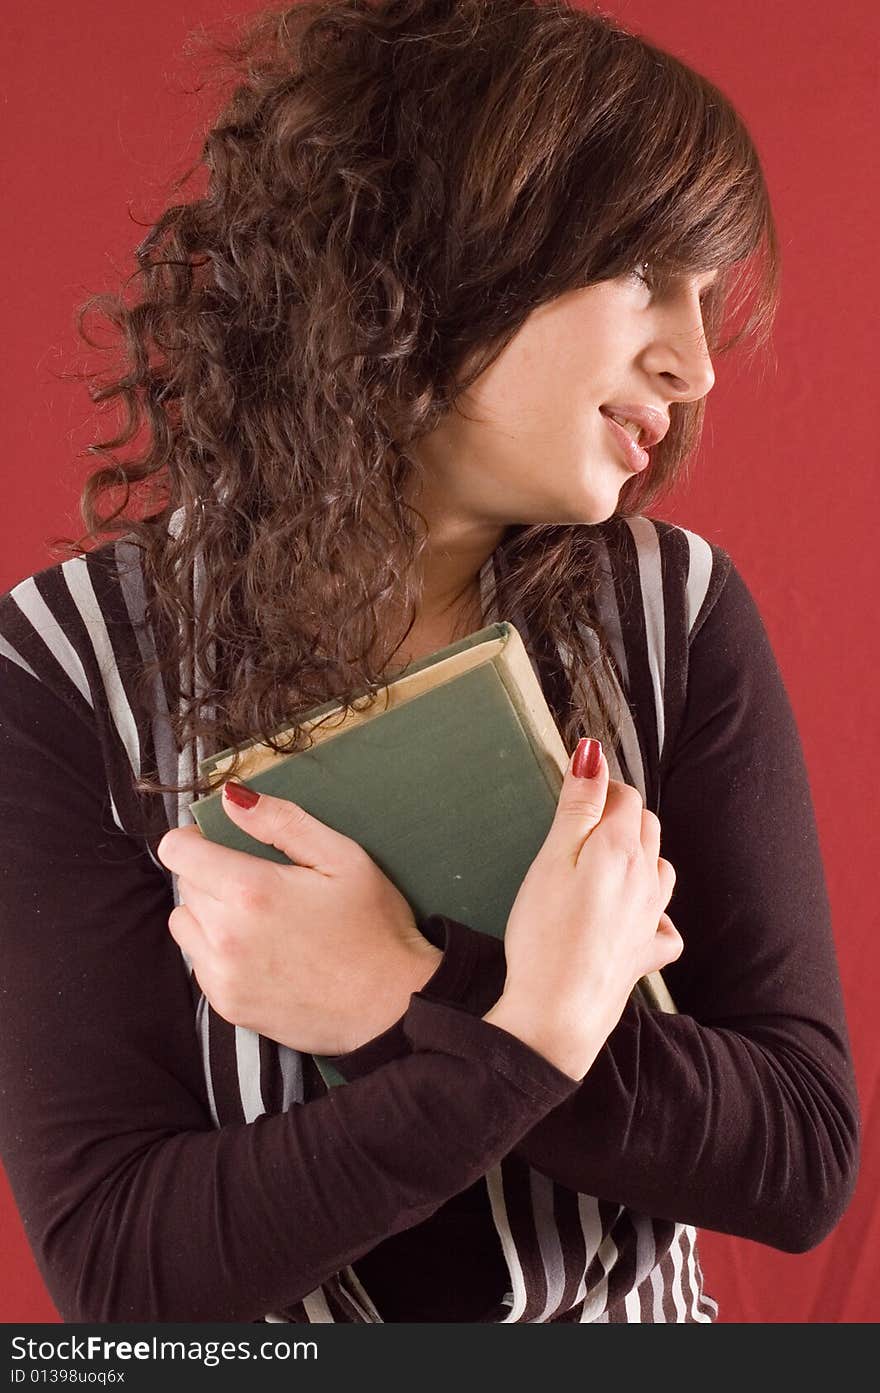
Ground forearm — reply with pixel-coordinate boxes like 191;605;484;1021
7;996;575;1323
513;994;859;1252
339;916;858;1253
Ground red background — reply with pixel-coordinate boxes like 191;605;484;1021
2;1;877;1323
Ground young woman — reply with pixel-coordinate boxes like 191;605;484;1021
0;0;858;1323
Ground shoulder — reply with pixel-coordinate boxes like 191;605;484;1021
582;515;738;798
0;539;155;775
0;539;149;712
0;538;167;843
594;513;734;644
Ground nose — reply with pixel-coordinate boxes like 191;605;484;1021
645;284;716;403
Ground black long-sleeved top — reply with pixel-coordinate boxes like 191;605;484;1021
0;512;859;1322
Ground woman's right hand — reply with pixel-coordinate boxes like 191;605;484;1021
483;738;682;1080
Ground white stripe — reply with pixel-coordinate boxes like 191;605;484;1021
339;1266;384;1323
8;576;93;707
115;537;183;833
108;788;125;836
302;1288;335;1323
235;1027;265;1122
0;636;39;681
623;516;666;760
485;1165;528;1323
677;526;714;638
278;1043;305;1108
623;1213;659;1322
171;869;195;976
61;558;141;776
684;1226;714;1322
176;716;196;841
702;1291;720;1319
683;1224;699;1321
570;1194;602;1310
144;843;165;874
195;994;220;1128
57;559;135;841
669;1223;688;1321
624;1286;643;1321
606;663;645;797
578;1230;617;1323
528;1168;567;1322
650;1261;666;1322
632;1212;659;1287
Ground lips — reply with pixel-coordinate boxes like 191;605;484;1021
601;410;651;473
599;404;670;450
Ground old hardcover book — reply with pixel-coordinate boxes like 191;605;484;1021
189;621;675;1088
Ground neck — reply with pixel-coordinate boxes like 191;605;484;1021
402;475;508;626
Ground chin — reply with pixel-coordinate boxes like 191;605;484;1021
574;494;621;527
518;490;615;528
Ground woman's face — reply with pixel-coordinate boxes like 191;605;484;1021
412;267;719;531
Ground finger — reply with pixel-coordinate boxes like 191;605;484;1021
178;871;222;906
657;856;677;905
219;780;361;876
655;911;684;965
156;821;297;898
592;778;652;860
544;738;610;863
177;877;221;929
640;807;662;859
166;900;206;964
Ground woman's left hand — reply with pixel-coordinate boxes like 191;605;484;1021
156;782;442;1056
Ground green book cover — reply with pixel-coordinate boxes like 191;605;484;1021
189;621;674;1088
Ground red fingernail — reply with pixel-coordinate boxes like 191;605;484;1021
223;779;260;809
572;738;602;778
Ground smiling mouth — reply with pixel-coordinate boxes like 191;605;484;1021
600;410;651;473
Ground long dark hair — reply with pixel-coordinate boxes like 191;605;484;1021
50;0;779;799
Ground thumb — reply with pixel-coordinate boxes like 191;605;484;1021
543;737;609;856
221;778;346;871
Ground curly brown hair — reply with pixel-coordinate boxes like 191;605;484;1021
50;0;779;801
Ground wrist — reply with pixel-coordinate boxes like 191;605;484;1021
404;938;445;994
342;940;444;1054
481;991;602;1082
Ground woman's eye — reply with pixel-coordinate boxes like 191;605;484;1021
630;261;653;290
629;263;713;307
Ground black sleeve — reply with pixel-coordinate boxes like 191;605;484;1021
0;656;577;1323
511;555;860;1251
